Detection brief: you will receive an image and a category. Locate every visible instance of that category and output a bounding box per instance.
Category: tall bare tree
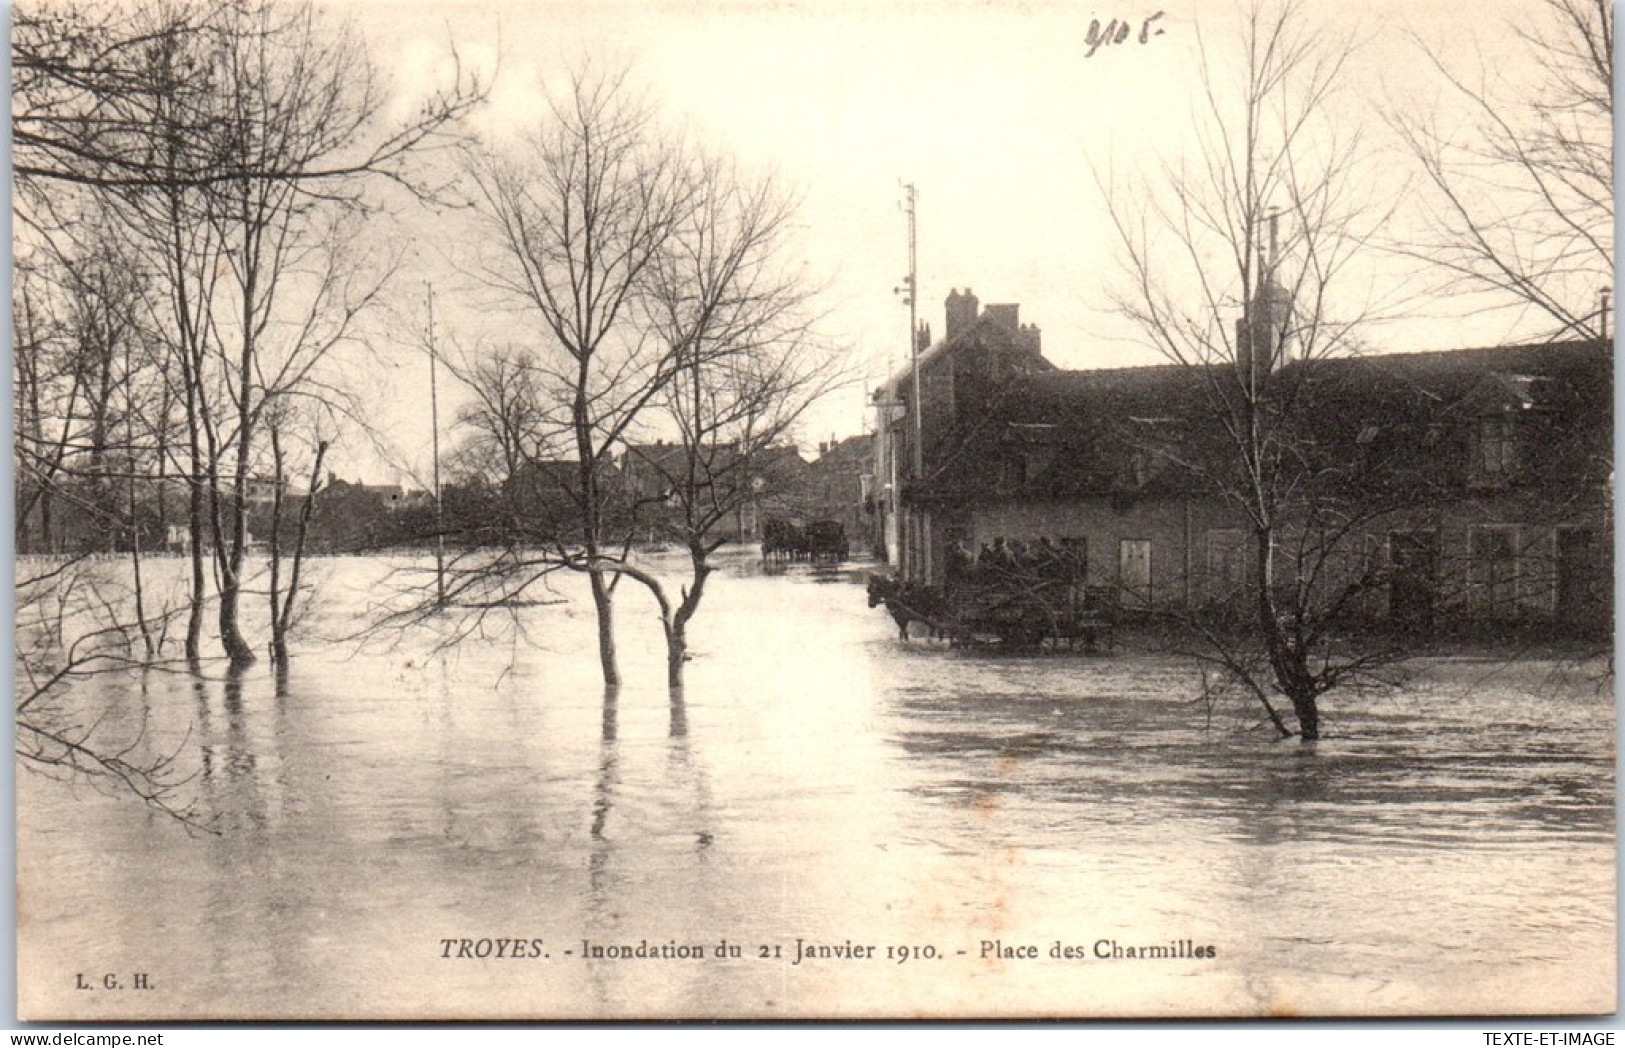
[1391,0,1612,337]
[264,397,329,666]
[459,67,695,689]
[15,0,485,667]
[412,70,843,694]
[1101,0,1397,741]
[627,160,842,689]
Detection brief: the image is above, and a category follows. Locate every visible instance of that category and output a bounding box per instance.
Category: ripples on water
[16,553,1616,1019]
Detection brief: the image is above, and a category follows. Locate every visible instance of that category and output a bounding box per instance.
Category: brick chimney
[983,303,1020,330]
[945,288,979,341]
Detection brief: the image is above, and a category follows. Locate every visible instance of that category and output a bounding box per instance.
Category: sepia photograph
[10,0,1616,1022]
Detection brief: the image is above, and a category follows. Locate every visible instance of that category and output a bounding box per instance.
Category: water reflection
[669,686,688,738]
[14,555,1616,1019]
[666,706,713,853]
[590,686,619,846]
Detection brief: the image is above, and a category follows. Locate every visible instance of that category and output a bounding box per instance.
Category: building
[875,289,1611,634]
[808,434,875,554]
[872,287,1050,577]
[620,440,813,543]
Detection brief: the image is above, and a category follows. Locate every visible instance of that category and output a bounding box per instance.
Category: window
[1025,445,1057,480]
[1388,530,1439,627]
[1556,527,1608,627]
[1470,526,1519,619]
[943,526,972,582]
[1130,449,1162,486]
[1473,418,1519,486]
[1119,539,1152,607]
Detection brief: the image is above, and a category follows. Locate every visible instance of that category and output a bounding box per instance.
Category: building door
[1388,530,1439,627]
[1470,526,1519,619]
[1556,527,1606,628]
[1205,529,1247,608]
[1119,539,1152,607]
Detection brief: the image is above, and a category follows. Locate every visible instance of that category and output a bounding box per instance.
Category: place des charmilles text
[437,937,1218,965]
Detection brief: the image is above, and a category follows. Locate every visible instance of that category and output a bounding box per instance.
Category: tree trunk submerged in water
[664,546,712,691]
[1255,528,1321,743]
[665,621,687,692]
[589,568,620,690]
[1289,691,1320,742]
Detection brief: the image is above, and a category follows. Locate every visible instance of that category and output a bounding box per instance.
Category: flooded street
[17,552,1616,1019]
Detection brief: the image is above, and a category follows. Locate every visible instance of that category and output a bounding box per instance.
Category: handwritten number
[1085,11,1166,57]
[1140,11,1165,44]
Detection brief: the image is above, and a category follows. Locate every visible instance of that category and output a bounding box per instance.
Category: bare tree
[181,1,415,667]
[1101,0,1398,741]
[1390,0,1612,337]
[14,257,94,556]
[449,343,553,504]
[403,70,843,694]
[13,0,483,196]
[15,557,209,831]
[459,67,695,689]
[628,160,843,689]
[13,207,178,666]
[264,397,330,665]
[15,0,486,667]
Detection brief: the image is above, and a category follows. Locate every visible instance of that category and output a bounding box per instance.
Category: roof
[1005,339,1609,417]
[876,308,1052,397]
[910,338,1611,503]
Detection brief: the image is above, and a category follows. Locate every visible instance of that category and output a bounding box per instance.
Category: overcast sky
[337,0,1556,484]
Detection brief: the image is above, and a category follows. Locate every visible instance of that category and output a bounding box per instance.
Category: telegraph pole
[427,284,446,609]
[888,184,923,577]
[902,183,921,479]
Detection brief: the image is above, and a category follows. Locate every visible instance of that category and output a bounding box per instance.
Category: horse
[866,575,946,641]
[762,518,800,560]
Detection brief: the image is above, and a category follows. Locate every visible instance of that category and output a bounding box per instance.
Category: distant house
[309,476,433,551]
[502,459,617,541]
[808,434,874,554]
[875,289,1611,634]
[620,440,811,543]
[872,287,1051,575]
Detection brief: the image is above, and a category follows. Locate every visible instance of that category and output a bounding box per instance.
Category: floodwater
[16,551,1617,1019]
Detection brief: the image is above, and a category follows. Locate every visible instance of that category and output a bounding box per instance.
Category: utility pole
[427,283,446,609]
[890,183,921,578]
[902,183,921,479]
[1601,287,1611,342]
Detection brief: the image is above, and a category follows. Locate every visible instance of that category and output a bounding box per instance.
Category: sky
[329,0,1563,487]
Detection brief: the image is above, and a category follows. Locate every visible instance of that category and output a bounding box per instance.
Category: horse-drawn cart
[867,571,1116,653]
[763,518,849,562]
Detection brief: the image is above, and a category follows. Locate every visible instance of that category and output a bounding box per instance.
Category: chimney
[915,321,932,352]
[945,287,979,340]
[1018,323,1042,356]
[983,303,1020,330]
[1237,263,1294,383]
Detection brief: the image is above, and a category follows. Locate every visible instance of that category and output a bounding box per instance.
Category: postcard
[13,0,1615,1021]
